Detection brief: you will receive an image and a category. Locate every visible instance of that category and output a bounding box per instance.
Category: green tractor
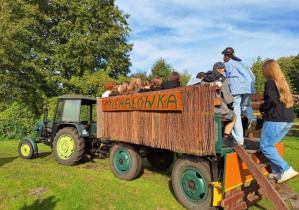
[18,95,107,165]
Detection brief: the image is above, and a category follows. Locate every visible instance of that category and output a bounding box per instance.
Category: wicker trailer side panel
[97,85,217,156]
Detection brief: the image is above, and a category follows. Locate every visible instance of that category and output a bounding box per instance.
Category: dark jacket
[139,89,151,93]
[202,71,234,114]
[162,81,181,89]
[260,80,294,122]
[150,86,163,91]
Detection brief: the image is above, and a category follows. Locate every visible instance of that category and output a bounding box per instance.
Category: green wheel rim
[113,148,132,174]
[21,143,31,156]
[179,166,208,204]
[57,134,75,160]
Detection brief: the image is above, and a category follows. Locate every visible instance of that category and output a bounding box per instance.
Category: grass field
[0,136,298,210]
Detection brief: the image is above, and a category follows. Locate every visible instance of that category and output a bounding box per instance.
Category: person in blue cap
[222,47,257,145]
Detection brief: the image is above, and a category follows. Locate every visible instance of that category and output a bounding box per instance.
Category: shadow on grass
[20,196,58,210]
[0,156,19,167]
[37,152,52,159]
[143,165,172,177]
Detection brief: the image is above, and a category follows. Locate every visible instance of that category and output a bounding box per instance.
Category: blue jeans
[232,94,257,143]
[260,121,293,173]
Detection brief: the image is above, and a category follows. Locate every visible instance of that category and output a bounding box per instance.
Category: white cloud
[116,0,299,77]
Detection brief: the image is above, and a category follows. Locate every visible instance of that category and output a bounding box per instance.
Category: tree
[0,0,132,116]
[250,56,298,94]
[131,71,148,83]
[289,54,299,94]
[180,69,192,87]
[278,55,299,94]
[149,58,172,82]
[250,56,266,94]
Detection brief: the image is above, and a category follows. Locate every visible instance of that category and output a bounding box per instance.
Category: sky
[115,0,299,78]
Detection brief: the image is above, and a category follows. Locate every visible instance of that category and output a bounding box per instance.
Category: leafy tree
[0,0,132,116]
[250,56,266,94]
[289,54,299,94]
[131,71,148,83]
[278,55,299,94]
[180,69,192,87]
[149,57,172,82]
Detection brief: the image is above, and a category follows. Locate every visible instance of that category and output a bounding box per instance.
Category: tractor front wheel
[18,139,35,159]
[53,127,85,165]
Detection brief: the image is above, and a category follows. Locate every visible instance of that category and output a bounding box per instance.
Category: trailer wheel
[53,127,85,166]
[18,139,34,159]
[109,143,142,181]
[147,148,174,170]
[172,156,214,210]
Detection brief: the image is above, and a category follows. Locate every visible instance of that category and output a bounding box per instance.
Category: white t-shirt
[101,91,111,98]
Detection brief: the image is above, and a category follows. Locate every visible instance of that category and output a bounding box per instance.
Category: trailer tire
[109,143,142,181]
[18,139,35,159]
[53,127,85,166]
[172,156,215,210]
[147,148,174,170]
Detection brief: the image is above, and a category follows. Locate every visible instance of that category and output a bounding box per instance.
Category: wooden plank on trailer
[97,85,217,156]
[223,142,284,192]
[234,144,289,210]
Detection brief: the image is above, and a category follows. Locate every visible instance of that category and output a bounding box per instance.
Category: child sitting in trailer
[120,81,130,95]
[128,76,141,94]
[102,82,114,98]
[162,72,181,89]
[109,84,121,97]
[201,62,237,147]
[150,75,163,91]
[139,79,152,93]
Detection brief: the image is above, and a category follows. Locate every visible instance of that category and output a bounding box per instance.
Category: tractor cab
[35,95,97,147]
[50,95,97,140]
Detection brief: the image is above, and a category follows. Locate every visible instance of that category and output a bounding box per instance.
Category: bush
[0,102,37,140]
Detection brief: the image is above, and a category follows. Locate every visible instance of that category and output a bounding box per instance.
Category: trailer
[18,85,299,209]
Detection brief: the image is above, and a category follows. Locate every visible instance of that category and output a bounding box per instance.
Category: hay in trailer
[97,84,217,156]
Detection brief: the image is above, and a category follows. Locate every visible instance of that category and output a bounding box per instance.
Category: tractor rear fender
[57,123,82,135]
[24,137,38,157]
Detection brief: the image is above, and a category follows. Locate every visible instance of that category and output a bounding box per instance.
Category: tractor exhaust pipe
[43,104,48,127]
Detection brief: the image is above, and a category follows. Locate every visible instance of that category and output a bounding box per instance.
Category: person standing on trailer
[202,62,237,147]
[260,59,298,183]
[222,47,257,145]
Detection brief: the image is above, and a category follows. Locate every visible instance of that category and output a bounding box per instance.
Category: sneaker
[277,167,299,183]
[267,172,281,180]
[222,136,236,148]
[247,119,257,133]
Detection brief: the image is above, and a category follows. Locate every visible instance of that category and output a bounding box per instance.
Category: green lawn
[0,136,298,210]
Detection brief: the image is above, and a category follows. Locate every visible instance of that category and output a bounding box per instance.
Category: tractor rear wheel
[147,148,174,170]
[53,127,85,165]
[18,139,35,159]
[109,143,142,181]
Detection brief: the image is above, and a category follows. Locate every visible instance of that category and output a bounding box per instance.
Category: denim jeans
[260,121,293,173]
[232,94,257,143]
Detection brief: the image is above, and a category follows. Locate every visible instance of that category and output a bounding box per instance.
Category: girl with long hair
[162,71,181,89]
[151,75,163,91]
[260,59,298,183]
[139,79,152,93]
[128,76,141,94]
[120,81,130,95]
